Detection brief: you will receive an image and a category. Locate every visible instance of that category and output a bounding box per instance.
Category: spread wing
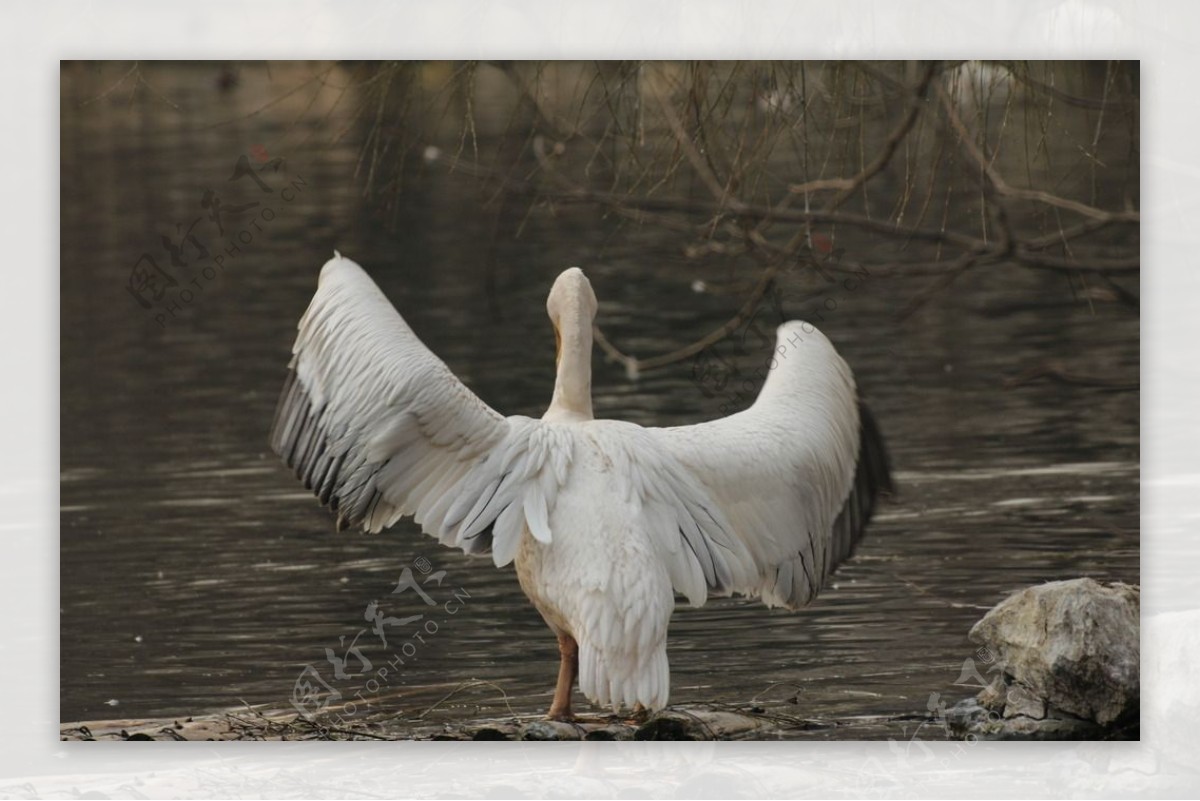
[269,253,566,566]
[647,322,894,609]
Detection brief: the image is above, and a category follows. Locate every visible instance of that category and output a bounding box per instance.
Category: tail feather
[578,640,670,713]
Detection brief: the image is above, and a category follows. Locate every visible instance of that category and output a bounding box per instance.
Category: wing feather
[270,253,566,563]
[647,321,893,610]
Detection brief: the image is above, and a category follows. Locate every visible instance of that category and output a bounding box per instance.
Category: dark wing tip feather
[270,367,373,532]
[826,400,894,574]
[269,364,497,551]
[858,400,895,497]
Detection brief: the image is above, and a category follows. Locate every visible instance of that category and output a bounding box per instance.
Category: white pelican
[271,253,892,720]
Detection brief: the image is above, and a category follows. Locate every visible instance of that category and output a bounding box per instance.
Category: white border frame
[9,1,1194,796]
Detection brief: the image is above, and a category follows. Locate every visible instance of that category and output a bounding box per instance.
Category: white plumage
[272,253,892,719]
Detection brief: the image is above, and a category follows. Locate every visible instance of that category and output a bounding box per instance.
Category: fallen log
[61,705,821,742]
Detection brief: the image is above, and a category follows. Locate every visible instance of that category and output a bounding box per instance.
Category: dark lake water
[59,62,1139,738]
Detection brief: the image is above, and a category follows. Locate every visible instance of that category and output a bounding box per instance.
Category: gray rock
[945,698,1104,741]
[583,725,635,741]
[969,578,1139,726]
[520,720,583,740]
[635,709,766,740]
[469,725,513,740]
[1001,684,1046,720]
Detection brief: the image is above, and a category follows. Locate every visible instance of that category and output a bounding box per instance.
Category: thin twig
[934,81,1139,225]
[415,679,518,720]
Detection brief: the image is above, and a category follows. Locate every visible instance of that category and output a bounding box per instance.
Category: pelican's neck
[547,315,594,422]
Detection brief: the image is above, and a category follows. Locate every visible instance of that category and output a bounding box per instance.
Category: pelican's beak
[554,322,562,368]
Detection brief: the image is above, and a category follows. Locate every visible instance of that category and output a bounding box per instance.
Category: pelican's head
[546,267,598,363]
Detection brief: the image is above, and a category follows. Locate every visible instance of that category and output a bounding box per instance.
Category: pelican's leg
[547,632,578,721]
